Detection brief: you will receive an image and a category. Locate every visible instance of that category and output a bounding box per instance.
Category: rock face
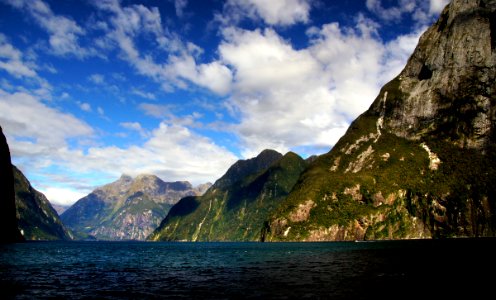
[61,174,207,240]
[262,0,496,241]
[149,150,307,241]
[383,0,496,150]
[13,166,73,240]
[0,126,23,242]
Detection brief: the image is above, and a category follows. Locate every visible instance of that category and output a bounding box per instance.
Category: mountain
[149,150,307,241]
[61,174,208,240]
[51,204,69,215]
[262,0,496,241]
[13,166,73,240]
[0,126,23,242]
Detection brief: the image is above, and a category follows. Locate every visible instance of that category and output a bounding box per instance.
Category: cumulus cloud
[4,0,89,57]
[62,122,237,187]
[429,0,450,14]
[0,90,94,153]
[88,73,105,85]
[78,101,92,112]
[41,187,88,206]
[1,88,237,205]
[131,88,156,100]
[366,0,450,26]
[173,0,188,18]
[222,0,311,26]
[366,0,416,22]
[93,0,233,95]
[0,34,38,78]
[120,121,149,138]
[139,103,172,118]
[218,16,420,157]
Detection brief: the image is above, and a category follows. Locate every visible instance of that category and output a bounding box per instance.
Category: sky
[0,0,450,207]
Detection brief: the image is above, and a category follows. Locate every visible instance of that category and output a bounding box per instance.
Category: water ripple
[1,239,495,299]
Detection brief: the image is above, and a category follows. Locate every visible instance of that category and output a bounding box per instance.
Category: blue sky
[0,0,449,206]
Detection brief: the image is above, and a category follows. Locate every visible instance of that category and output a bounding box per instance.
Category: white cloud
[88,73,105,85]
[169,55,233,95]
[366,0,413,22]
[218,16,420,157]
[139,103,172,118]
[429,0,449,14]
[0,34,38,78]
[93,0,233,95]
[1,88,237,205]
[174,0,188,18]
[223,0,311,26]
[61,122,237,189]
[120,121,149,138]
[0,90,93,152]
[5,0,89,57]
[131,88,156,100]
[41,187,88,206]
[78,102,92,112]
[366,0,448,27]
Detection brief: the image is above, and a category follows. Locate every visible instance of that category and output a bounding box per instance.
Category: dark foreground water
[1,239,495,299]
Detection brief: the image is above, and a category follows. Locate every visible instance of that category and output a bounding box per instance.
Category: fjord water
[1,239,495,299]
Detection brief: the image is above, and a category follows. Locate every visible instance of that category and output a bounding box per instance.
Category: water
[1,239,495,299]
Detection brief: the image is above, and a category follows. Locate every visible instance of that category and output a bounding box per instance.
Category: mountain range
[149,150,307,241]
[2,0,495,243]
[152,0,496,242]
[61,174,211,240]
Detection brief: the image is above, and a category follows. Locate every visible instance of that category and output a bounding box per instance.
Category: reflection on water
[1,239,495,299]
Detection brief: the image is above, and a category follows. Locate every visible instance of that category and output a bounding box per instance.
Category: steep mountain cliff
[149,150,307,241]
[0,126,23,242]
[14,166,72,240]
[61,174,208,240]
[263,0,496,241]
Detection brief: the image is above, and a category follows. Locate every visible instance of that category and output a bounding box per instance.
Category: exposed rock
[61,174,202,240]
[345,145,375,173]
[288,200,315,222]
[344,185,362,202]
[378,0,496,150]
[421,143,441,170]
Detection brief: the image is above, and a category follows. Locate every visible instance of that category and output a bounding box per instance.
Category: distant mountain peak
[61,173,204,241]
[119,174,133,181]
[134,174,160,181]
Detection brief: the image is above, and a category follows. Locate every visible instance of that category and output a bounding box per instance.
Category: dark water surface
[1,239,495,299]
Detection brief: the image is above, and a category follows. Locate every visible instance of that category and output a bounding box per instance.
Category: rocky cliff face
[380,0,496,150]
[61,174,207,240]
[263,0,496,241]
[0,126,23,242]
[149,150,307,241]
[13,166,72,240]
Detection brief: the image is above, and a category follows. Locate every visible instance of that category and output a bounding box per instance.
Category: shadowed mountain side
[13,166,72,240]
[0,126,23,242]
[149,151,307,241]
